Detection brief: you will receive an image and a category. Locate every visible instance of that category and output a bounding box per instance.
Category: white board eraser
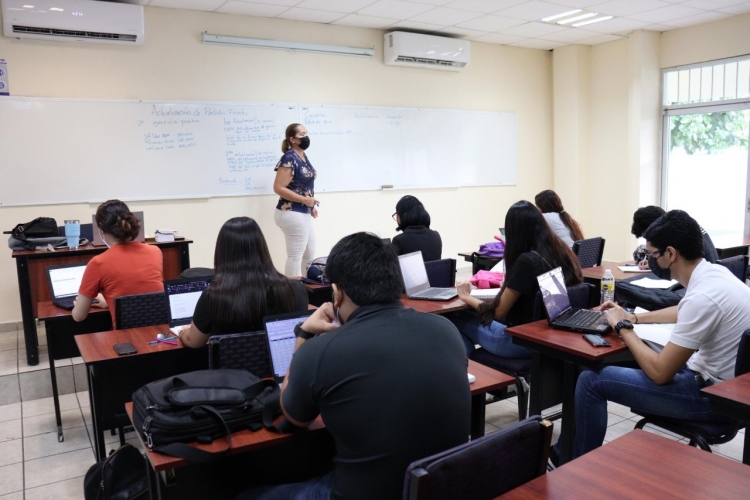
[381,185,393,189]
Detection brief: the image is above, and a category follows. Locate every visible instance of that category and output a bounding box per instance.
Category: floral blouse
[274,150,317,214]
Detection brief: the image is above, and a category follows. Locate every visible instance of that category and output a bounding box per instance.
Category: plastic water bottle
[600,269,615,304]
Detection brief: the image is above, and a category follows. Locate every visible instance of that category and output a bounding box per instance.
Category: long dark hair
[207,217,297,332]
[95,199,140,242]
[535,190,584,242]
[479,200,582,325]
[395,195,431,231]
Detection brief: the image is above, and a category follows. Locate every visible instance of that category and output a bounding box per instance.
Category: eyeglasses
[392,212,398,221]
[648,249,664,259]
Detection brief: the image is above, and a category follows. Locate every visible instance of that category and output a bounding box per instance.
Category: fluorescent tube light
[541,9,581,22]
[572,15,614,27]
[202,32,375,58]
[558,12,597,25]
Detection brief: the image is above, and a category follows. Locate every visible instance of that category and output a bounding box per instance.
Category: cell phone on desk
[583,334,611,347]
[113,342,137,356]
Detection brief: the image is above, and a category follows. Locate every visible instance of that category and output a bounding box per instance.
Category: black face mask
[648,254,672,280]
[298,136,310,150]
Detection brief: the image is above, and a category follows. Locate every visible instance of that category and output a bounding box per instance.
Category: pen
[148,337,178,345]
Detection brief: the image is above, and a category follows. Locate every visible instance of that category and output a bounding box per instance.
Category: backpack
[477,240,505,258]
[306,256,328,283]
[131,369,284,463]
[83,443,148,500]
[4,217,58,240]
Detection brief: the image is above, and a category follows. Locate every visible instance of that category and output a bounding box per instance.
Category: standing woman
[72,199,163,327]
[534,189,584,248]
[273,123,319,277]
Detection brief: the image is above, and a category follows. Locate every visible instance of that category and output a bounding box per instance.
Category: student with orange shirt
[72,200,163,326]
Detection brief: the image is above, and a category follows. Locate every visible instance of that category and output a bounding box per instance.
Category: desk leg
[179,242,190,271]
[46,323,63,442]
[88,364,106,461]
[558,361,578,465]
[470,394,486,440]
[15,257,39,366]
[743,430,750,466]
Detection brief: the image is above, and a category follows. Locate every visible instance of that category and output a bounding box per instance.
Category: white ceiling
[118,0,750,49]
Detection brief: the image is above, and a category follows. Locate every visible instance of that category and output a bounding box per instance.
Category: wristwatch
[615,319,634,334]
[294,322,314,340]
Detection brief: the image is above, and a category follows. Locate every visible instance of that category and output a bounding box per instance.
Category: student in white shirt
[552,210,750,464]
[535,190,584,248]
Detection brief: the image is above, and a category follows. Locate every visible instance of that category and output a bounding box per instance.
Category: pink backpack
[469,270,504,289]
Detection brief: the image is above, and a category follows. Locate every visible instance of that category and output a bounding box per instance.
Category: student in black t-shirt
[179,217,307,346]
[392,195,442,261]
[451,200,583,358]
[238,233,470,500]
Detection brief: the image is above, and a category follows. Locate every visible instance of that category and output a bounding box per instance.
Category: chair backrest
[179,267,215,279]
[735,329,750,377]
[208,331,273,376]
[572,237,606,268]
[533,282,597,321]
[404,416,552,500]
[114,292,169,330]
[716,255,748,283]
[425,258,457,288]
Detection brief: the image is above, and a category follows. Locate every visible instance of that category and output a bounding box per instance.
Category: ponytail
[282,123,301,154]
[281,138,290,153]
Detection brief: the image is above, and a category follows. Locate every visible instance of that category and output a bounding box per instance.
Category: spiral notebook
[470,288,501,302]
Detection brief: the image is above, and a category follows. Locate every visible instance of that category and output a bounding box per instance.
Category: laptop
[46,263,88,310]
[164,277,214,334]
[263,310,314,382]
[91,211,145,246]
[398,251,458,301]
[537,267,609,334]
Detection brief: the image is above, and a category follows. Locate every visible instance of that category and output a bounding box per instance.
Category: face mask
[298,136,310,150]
[98,229,110,249]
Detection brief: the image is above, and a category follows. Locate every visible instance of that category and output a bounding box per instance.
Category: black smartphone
[113,342,137,356]
[583,334,611,347]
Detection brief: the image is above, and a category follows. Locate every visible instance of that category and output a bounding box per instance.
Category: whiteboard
[0,97,517,206]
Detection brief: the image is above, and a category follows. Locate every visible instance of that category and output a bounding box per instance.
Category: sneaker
[547,446,560,471]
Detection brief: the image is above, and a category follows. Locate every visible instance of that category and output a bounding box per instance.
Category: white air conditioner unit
[2,0,144,45]
[384,31,470,71]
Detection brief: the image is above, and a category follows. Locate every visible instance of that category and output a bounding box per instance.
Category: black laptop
[264,310,314,382]
[537,267,609,334]
[46,263,88,310]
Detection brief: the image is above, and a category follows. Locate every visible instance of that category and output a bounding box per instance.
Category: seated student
[631,205,718,278]
[452,200,583,358]
[73,200,163,326]
[239,233,470,500]
[554,210,750,463]
[392,195,442,261]
[179,217,307,346]
[535,190,584,248]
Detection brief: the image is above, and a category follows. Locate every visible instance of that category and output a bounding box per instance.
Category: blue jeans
[448,310,530,358]
[237,472,332,500]
[572,365,725,458]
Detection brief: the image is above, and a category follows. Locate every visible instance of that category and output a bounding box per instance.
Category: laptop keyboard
[415,288,453,298]
[560,309,604,327]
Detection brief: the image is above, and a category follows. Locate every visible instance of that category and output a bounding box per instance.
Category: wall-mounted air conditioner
[384,31,470,71]
[2,0,144,45]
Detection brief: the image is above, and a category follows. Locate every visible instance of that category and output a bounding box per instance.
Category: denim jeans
[572,365,725,458]
[448,310,531,358]
[237,472,333,500]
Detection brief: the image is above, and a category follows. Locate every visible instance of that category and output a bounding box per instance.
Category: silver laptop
[46,263,88,310]
[91,211,145,245]
[398,251,458,301]
[164,277,213,328]
[537,267,608,334]
[264,311,314,382]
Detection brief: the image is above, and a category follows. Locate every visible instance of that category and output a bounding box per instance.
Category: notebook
[398,251,457,301]
[470,288,501,302]
[46,263,88,310]
[164,277,214,333]
[537,267,609,334]
[263,310,314,382]
[91,211,145,246]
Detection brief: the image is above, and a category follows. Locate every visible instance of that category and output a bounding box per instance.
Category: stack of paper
[617,265,650,273]
[633,323,675,347]
[470,288,501,302]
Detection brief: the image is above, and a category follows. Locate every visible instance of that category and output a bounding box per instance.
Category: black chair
[716,255,748,282]
[573,237,605,268]
[470,283,597,420]
[114,292,169,330]
[470,252,502,275]
[631,328,750,452]
[179,267,215,279]
[403,416,552,500]
[207,331,273,377]
[425,258,457,288]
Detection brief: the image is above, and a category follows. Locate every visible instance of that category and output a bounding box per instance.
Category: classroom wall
[661,13,750,69]
[0,7,553,324]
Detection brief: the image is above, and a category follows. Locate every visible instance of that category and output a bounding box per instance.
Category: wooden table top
[75,324,178,364]
[37,300,108,321]
[505,319,627,361]
[11,238,192,258]
[499,430,750,499]
[702,372,750,408]
[127,359,513,472]
[580,261,639,281]
[400,295,469,315]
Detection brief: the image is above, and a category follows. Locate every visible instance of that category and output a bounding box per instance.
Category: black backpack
[4,217,58,240]
[83,443,148,500]
[131,369,284,463]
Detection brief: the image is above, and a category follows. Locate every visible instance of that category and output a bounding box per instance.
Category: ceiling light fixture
[541,9,581,23]
[202,33,374,58]
[557,12,597,25]
[572,15,614,27]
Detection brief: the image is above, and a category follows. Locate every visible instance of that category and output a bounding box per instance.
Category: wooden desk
[499,429,750,499]
[580,261,635,283]
[400,296,468,315]
[127,360,513,473]
[702,372,750,465]
[12,239,192,365]
[505,320,630,465]
[76,324,207,461]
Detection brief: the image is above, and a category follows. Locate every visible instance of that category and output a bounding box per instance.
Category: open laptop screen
[537,267,571,321]
[264,311,313,378]
[165,279,212,326]
[397,251,429,292]
[47,264,87,299]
